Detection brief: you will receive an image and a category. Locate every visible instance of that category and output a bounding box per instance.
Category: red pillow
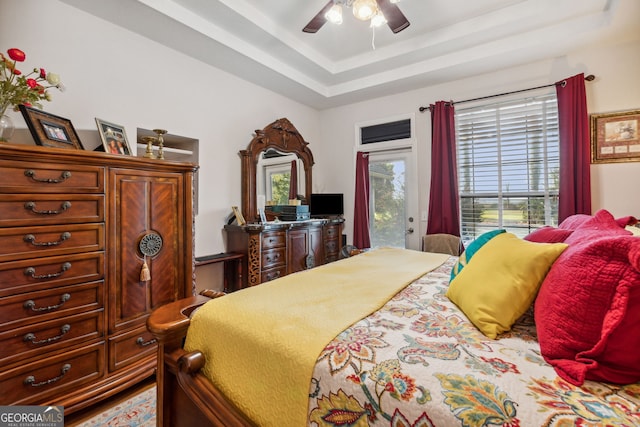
[616,215,638,227]
[535,235,640,385]
[563,209,631,245]
[558,214,592,230]
[524,226,573,243]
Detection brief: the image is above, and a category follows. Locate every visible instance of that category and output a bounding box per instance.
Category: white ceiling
[60,0,635,109]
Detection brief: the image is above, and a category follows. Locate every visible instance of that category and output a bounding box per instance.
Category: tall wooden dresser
[0,143,196,414]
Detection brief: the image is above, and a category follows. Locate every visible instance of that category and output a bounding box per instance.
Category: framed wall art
[19,105,84,150]
[590,109,640,163]
[95,118,131,155]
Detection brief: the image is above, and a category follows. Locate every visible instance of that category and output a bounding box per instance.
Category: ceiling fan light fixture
[370,11,387,28]
[352,0,377,21]
[325,4,343,24]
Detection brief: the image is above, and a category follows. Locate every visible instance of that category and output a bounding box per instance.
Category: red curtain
[556,73,591,222]
[427,101,461,236]
[353,152,371,249]
[288,160,297,200]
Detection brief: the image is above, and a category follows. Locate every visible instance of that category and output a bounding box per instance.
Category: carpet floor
[67,383,156,427]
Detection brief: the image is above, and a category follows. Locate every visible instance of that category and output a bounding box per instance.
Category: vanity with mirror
[225,118,343,288]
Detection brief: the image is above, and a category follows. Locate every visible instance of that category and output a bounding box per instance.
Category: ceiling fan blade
[376,0,410,33]
[303,1,334,33]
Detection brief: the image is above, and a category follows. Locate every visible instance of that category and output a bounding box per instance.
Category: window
[455,93,559,243]
[361,119,411,144]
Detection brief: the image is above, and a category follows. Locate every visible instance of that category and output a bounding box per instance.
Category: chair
[422,233,462,256]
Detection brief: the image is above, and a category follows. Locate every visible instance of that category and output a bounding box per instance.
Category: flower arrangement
[0,48,64,117]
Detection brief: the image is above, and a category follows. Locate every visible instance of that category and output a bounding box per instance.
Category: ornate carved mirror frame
[240,118,314,222]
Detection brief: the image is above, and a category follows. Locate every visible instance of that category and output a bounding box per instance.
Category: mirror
[240,118,313,222]
[256,149,305,208]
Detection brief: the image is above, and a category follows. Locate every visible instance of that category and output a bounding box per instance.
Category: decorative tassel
[140,259,151,282]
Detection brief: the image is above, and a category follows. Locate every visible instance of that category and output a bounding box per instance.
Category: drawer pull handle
[266,253,280,263]
[266,271,281,281]
[24,169,72,183]
[136,337,158,347]
[23,363,71,387]
[24,262,72,280]
[24,232,71,247]
[23,293,71,312]
[24,201,72,215]
[24,324,71,345]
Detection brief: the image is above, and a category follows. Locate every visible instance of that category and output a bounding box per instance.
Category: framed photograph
[591,109,640,164]
[95,118,131,155]
[231,206,246,226]
[258,208,267,223]
[19,105,83,150]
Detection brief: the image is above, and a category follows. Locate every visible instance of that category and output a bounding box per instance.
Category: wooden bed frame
[147,291,254,427]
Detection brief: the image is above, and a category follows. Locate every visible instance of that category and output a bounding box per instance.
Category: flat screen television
[310,193,344,217]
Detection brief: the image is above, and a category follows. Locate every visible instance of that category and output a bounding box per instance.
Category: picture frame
[19,105,84,150]
[590,109,640,164]
[258,208,267,223]
[95,118,131,155]
[231,206,246,226]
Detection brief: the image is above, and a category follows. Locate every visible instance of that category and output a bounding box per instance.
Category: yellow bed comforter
[184,247,449,427]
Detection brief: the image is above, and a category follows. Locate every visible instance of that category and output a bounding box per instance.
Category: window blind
[455,93,559,242]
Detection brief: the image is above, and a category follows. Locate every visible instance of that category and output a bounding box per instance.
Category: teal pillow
[450,229,505,281]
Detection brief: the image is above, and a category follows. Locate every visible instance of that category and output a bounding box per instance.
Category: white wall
[2,0,639,255]
[0,0,320,258]
[318,37,640,244]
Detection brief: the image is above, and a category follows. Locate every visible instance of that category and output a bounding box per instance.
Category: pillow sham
[447,233,567,339]
[449,229,505,281]
[535,235,640,385]
[558,214,591,230]
[524,226,573,243]
[563,209,631,245]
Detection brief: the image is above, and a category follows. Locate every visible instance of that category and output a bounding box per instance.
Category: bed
[147,210,640,427]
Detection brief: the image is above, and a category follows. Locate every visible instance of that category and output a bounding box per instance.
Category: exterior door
[368,150,419,250]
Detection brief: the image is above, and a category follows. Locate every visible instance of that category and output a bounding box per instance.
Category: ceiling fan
[303,0,410,34]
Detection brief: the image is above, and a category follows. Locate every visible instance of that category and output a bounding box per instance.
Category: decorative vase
[0,102,14,142]
[0,113,14,142]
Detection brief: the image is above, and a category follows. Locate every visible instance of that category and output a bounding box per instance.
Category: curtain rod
[418,74,595,112]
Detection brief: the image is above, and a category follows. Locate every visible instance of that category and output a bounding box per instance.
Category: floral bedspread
[306,257,640,427]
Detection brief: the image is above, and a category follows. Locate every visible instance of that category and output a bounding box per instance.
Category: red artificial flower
[12,68,21,75]
[23,102,32,107]
[40,68,46,78]
[26,78,37,89]
[7,48,25,62]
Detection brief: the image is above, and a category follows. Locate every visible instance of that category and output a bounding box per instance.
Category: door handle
[406,228,414,234]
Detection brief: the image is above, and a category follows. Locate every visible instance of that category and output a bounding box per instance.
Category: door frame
[354,113,419,250]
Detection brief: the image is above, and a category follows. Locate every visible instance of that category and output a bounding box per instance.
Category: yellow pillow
[446,232,567,339]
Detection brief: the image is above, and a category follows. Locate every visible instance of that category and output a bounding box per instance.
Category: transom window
[455,93,559,243]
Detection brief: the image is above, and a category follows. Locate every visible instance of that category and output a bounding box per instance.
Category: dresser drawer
[325,225,339,239]
[325,239,338,254]
[108,327,157,372]
[0,224,105,263]
[0,252,104,297]
[0,161,104,194]
[261,231,285,249]
[261,266,287,283]
[0,194,104,227]
[0,341,105,405]
[261,247,285,269]
[0,310,104,365]
[0,281,104,331]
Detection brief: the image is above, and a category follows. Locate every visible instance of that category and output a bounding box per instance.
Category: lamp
[352,0,377,21]
[325,3,343,24]
[370,10,387,27]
